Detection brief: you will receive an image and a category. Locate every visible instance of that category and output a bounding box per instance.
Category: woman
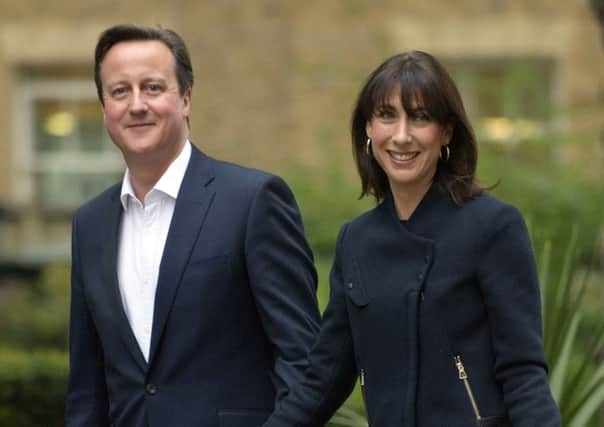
[263,51,560,427]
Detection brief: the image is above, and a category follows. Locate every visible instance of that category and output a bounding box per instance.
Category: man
[65,24,320,427]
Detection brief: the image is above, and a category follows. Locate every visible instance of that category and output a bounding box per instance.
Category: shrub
[0,347,67,427]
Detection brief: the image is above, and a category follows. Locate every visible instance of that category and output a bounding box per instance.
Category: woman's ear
[365,121,373,139]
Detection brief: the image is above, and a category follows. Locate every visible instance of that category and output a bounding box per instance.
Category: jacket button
[418,273,424,281]
[347,282,353,289]
[145,383,158,395]
[424,255,430,263]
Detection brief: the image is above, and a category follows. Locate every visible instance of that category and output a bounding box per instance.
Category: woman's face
[366,90,451,196]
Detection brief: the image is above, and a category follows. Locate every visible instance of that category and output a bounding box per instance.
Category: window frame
[14,78,123,215]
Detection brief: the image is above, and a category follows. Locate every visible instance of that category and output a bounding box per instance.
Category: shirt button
[145,383,157,395]
[424,255,430,264]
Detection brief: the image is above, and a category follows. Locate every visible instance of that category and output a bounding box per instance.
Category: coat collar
[101,144,216,369]
[148,144,216,365]
[381,183,457,240]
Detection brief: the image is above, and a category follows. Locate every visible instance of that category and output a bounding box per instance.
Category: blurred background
[0,1,603,426]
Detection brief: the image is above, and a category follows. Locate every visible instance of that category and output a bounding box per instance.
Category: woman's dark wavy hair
[94,24,193,105]
[351,50,483,205]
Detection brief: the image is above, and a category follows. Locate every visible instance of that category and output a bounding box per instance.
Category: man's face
[99,40,190,164]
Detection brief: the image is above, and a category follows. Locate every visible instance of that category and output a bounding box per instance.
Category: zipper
[360,368,365,387]
[454,355,482,421]
[359,368,371,426]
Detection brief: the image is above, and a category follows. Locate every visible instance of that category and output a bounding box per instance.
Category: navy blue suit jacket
[264,185,560,427]
[66,145,321,427]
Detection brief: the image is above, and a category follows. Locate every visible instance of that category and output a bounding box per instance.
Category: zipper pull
[360,368,365,386]
[454,355,482,421]
[455,355,468,380]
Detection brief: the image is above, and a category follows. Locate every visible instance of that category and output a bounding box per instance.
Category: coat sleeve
[244,175,321,403]
[65,213,110,427]
[262,223,358,427]
[477,204,561,427]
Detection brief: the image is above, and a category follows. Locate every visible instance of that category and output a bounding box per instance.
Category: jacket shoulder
[464,192,525,227]
[210,157,276,190]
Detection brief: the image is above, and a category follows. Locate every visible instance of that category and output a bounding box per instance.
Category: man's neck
[125,140,186,203]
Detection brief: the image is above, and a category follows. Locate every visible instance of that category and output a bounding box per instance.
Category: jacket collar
[381,183,457,239]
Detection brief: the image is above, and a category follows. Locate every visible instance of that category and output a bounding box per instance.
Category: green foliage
[478,139,603,276]
[541,228,604,426]
[328,406,368,427]
[0,265,70,426]
[0,347,67,427]
[0,264,70,350]
[287,168,373,259]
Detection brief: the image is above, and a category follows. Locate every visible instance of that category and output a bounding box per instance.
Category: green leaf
[549,313,580,402]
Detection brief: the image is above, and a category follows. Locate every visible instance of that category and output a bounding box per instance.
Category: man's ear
[101,104,107,126]
[182,88,192,115]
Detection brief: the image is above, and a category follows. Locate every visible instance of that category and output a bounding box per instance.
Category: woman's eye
[375,109,395,119]
[411,111,431,122]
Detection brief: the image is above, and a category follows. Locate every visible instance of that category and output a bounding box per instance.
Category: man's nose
[129,90,148,113]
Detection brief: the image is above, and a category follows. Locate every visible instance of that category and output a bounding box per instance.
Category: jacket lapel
[101,187,148,370]
[148,147,216,365]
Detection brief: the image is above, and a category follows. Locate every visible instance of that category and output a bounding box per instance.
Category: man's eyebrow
[105,80,129,88]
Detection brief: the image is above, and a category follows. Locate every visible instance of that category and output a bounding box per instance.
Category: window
[16,79,123,214]
[445,58,555,144]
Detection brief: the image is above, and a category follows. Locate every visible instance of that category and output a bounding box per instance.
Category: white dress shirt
[117,141,191,362]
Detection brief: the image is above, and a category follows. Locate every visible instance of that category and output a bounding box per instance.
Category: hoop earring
[366,138,372,156]
[440,145,450,162]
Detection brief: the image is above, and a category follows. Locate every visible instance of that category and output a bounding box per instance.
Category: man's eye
[111,87,128,97]
[146,83,162,93]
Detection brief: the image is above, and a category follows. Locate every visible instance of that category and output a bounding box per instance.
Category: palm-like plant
[541,227,604,426]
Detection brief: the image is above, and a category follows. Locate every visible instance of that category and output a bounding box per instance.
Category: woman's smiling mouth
[388,150,419,161]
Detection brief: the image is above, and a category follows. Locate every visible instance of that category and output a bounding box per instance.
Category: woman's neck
[389,180,432,221]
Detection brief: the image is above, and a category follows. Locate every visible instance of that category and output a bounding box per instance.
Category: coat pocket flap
[345,260,369,307]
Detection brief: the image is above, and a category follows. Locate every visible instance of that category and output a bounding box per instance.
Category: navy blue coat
[264,185,561,427]
[65,146,321,427]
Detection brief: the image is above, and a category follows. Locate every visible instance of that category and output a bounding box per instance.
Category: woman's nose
[392,119,411,143]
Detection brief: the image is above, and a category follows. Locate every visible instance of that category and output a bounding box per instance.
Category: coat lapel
[101,187,148,370]
[148,147,216,365]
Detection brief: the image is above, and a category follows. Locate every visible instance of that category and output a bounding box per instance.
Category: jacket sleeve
[244,175,321,403]
[477,204,561,427]
[262,223,358,427]
[65,213,110,427]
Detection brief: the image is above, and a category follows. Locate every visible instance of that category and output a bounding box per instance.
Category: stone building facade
[0,0,602,268]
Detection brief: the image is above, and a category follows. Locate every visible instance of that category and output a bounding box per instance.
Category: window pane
[35,99,107,153]
[31,83,121,212]
[36,171,121,211]
[34,100,69,153]
[448,59,553,119]
[446,58,553,143]
[78,101,108,152]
